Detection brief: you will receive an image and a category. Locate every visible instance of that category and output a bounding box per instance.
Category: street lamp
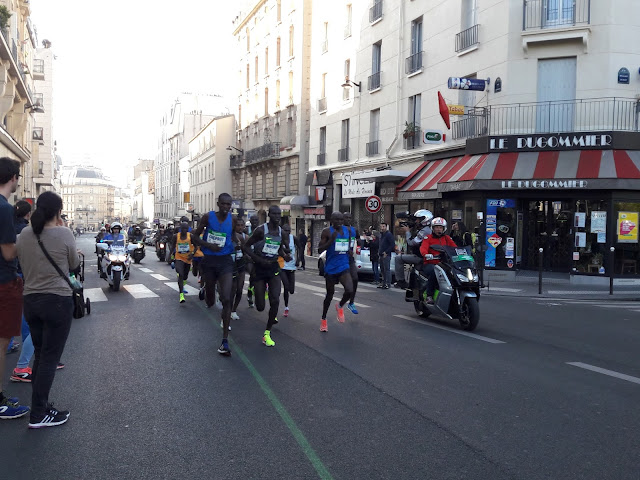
[226,146,244,154]
[341,77,361,93]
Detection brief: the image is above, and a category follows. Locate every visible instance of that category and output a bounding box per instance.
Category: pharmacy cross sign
[365,195,382,213]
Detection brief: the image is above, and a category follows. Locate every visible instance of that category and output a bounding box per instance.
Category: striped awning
[397,150,640,199]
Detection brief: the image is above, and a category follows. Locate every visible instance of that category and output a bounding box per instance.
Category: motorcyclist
[131,226,145,243]
[394,209,434,289]
[419,217,457,304]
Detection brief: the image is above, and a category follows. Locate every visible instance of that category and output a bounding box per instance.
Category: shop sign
[379,183,397,203]
[487,234,502,248]
[447,77,487,92]
[423,130,444,144]
[448,104,465,116]
[490,132,613,152]
[304,207,325,215]
[342,172,375,198]
[617,212,638,243]
[501,180,588,189]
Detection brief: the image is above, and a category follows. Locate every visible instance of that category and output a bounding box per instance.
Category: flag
[438,91,451,130]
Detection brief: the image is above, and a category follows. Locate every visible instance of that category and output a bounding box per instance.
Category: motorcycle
[156,236,167,261]
[404,245,480,331]
[130,242,145,264]
[96,242,136,291]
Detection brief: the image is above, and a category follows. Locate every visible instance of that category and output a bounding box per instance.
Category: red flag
[438,91,451,130]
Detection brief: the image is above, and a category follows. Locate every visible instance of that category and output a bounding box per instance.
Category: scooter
[96,242,136,291]
[156,236,167,261]
[130,242,145,264]
[404,245,481,331]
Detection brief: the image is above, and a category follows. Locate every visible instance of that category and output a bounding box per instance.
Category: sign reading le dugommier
[490,132,613,153]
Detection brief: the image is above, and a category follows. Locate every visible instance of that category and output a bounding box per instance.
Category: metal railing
[403,126,421,150]
[344,23,352,38]
[317,152,326,166]
[245,142,281,164]
[451,97,640,140]
[317,97,327,112]
[455,24,479,52]
[405,51,423,74]
[366,140,380,156]
[523,0,590,30]
[321,39,328,53]
[368,71,381,91]
[338,147,350,162]
[369,0,383,23]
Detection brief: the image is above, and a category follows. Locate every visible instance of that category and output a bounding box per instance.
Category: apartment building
[60,166,115,231]
[188,114,236,217]
[230,0,312,231]
[132,159,154,224]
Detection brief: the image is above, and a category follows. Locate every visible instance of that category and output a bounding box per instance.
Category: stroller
[71,253,91,317]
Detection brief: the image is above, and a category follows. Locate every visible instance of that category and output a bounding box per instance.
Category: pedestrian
[17,191,81,428]
[378,222,395,289]
[245,215,260,308]
[451,221,472,248]
[230,218,248,323]
[281,224,297,318]
[367,229,380,285]
[296,228,307,270]
[243,206,290,348]
[0,157,30,419]
[318,212,354,332]
[342,212,360,315]
[192,193,235,356]
[172,222,194,304]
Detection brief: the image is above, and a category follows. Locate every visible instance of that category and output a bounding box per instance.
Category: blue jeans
[372,260,380,283]
[380,254,392,286]
[17,316,34,369]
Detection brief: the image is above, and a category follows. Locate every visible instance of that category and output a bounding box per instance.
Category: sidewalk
[301,255,640,301]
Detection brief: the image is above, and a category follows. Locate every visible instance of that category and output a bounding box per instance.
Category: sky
[31,0,238,187]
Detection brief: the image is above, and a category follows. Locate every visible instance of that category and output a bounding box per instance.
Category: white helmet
[414,209,434,226]
[110,222,122,232]
[431,217,447,234]
[245,220,251,228]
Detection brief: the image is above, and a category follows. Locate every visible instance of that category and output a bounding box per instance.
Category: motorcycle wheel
[86,298,91,315]
[414,301,430,318]
[112,270,122,292]
[134,257,141,264]
[459,298,480,331]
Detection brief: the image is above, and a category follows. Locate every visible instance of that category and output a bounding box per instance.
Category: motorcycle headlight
[160,243,165,248]
[456,273,470,283]
[108,254,118,261]
[117,255,127,262]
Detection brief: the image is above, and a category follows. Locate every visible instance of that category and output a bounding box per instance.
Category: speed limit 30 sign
[365,195,382,213]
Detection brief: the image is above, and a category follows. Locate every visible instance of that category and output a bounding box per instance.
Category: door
[524,200,573,272]
[537,57,576,133]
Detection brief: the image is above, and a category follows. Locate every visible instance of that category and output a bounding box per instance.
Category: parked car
[144,230,157,246]
[318,247,397,282]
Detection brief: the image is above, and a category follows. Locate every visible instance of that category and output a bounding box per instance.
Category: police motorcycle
[96,239,136,291]
[404,244,481,331]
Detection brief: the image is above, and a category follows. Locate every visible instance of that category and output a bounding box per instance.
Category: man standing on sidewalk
[296,229,307,270]
[378,222,395,290]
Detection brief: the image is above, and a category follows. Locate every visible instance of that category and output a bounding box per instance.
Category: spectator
[451,221,472,248]
[366,229,380,285]
[297,229,308,270]
[0,157,30,419]
[17,191,80,428]
[378,222,395,289]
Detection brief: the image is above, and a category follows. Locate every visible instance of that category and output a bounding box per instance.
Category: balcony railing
[368,72,381,91]
[245,142,282,164]
[338,147,350,162]
[452,97,640,140]
[317,152,326,166]
[455,24,479,52]
[523,0,590,30]
[344,23,352,39]
[369,0,383,23]
[366,140,380,157]
[403,126,421,150]
[405,51,423,74]
[317,97,327,113]
[321,39,328,53]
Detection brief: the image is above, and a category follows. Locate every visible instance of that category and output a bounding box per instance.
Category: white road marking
[567,362,640,385]
[83,288,108,303]
[139,268,154,273]
[393,314,506,344]
[548,290,618,295]
[150,274,169,281]
[122,284,159,298]
[311,292,370,308]
[164,282,198,295]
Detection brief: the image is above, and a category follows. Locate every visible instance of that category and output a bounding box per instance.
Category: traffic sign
[365,195,382,213]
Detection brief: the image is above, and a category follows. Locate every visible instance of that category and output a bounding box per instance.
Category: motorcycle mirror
[127,244,138,252]
[96,243,109,251]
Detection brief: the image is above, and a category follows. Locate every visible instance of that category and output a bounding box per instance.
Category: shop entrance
[522,200,573,272]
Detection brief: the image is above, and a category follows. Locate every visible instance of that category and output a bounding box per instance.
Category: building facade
[230,0,312,229]
[60,166,116,231]
[132,159,154,225]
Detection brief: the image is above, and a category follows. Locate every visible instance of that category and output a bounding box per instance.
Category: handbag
[36,235,85,319]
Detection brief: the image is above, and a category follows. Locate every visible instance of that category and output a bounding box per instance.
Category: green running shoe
[262,330,275,347]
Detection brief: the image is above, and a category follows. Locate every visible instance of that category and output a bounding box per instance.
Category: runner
[343,212,360,315]
[318,212,354,332]
[172,222,194,304]
[243,206,290,347]
[191,193,235,356]
[280,224,296,318]
[245,215,260,308]
[230,217,248,323]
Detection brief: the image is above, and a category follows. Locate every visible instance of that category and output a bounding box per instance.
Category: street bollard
[538,247,543,295]
[610,246,615,295]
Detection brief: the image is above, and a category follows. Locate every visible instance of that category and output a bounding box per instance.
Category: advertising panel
[617,212,638,243]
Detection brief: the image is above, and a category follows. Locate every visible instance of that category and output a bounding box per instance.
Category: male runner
[343,212,359,315]
[192,193,235,356]
[280,224,297,317]
[243,206,290,347]
[318,212,354,332]
[172,222,194,304]
[230,217,248,323]
[245,215,260,308]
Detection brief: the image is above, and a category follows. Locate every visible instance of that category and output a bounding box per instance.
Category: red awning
[397,150,640,199]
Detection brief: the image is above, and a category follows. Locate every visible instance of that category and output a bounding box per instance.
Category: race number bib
[206,229,227,247]
[177,242,190,253]
[335,238,349,253]
[262,237,280,257]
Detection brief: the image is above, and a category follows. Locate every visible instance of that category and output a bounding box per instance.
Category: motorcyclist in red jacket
[419,217,457,304]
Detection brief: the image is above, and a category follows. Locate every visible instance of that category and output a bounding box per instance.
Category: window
[457,0,479,51]
[265,47,269,75]
[255,56,259,83]
[287,116,294,147]
[406,94,421,149]
[288,71,294,104]
[368,109,380,156]
[238,104,242,127]
[461,0,477,31]
[345,4,352,38]
[252,174,257,198]
[262,174,266,198]
[343,59,351,100]
[246,27,250,52]
[246,63,250,89]
[408,94,421,126]
[273,168,278,197]
[285,163,291,195]
[276,37,281,67]
[319,127,327,154]
[322,22,329,53]
[277,0,282,22]
[265,87,269,115]
[411,18,423,55]
[321,73,327,99]
[340,119,350,161]
[276,80,281,108]
[289,25,294,57]
[369,42,382,91]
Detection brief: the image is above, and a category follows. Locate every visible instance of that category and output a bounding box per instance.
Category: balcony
[451,97,640,140]
[403,126,421,150]
[338,147,350,162]
[368,72,381,91]
[0,29,33,106]
[524,0,590,30]
[317,97,327,113]
[317,152,326,166]
[321,39,328,54]
[405,51,423,75]
[455,24,479,52]
[229,154,245,169]
[366,140,380,157]
[369,1,383,23]
[245,142,282,165]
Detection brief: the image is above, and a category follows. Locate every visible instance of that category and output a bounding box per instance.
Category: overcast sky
[31,0,237,186]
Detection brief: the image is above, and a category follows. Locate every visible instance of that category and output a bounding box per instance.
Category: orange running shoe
[335,303,345,323]
[320,319,328,332]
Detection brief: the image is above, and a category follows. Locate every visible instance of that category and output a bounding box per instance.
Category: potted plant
[403,121,416,139]
[0,6,11,31]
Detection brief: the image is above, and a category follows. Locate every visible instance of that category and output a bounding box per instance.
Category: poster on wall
[590,211,607,234]
[574,212,586,228]
[575,232,587,248]
[617,212,638,243]
[505,237,515,259]
[485,198,516,267]
[452,209,463,221]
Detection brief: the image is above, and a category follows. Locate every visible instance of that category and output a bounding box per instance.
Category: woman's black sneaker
[28,404,70,429]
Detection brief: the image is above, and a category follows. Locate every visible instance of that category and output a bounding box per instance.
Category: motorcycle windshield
[444,246,475,269]
[111,246,127,255]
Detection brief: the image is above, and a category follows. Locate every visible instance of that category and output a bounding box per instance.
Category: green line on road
[198,304,334,480]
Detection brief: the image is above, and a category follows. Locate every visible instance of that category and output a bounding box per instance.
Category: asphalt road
[2,236,640,480]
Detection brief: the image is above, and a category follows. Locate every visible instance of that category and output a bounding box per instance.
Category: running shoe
[28,403,69,429]
[220,320,231,331]
[217,340,231,356]
[283,307,289,317]
[0,396,29,419]
[180,293,186,304]
[262,330,275,347]
[272,317,279,325]
[347,303,359,314]
[247,300,254,308]
[199,286,205,301]
[335,303,345,323]
[183,280,188,294]
[230,312,240,321]
[7,343,19,354]
[57,363,65,370]
[382,284,390,289]
[10,367,32,383]
[320,319,328,332]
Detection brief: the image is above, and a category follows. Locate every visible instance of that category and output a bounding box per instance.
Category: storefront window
[573,200,608,275]
[613,201,640,275]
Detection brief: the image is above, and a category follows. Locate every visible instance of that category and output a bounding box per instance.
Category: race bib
[177,242,190,253]
[335,238,349,253]
[206,229,227,247]
[262,237,280,257]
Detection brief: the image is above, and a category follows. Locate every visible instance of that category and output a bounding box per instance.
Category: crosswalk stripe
[122,284,159,298]
[139,268,154,273]
[83,288,108,303]
[150,274,169,281]
[164,282,198,295]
